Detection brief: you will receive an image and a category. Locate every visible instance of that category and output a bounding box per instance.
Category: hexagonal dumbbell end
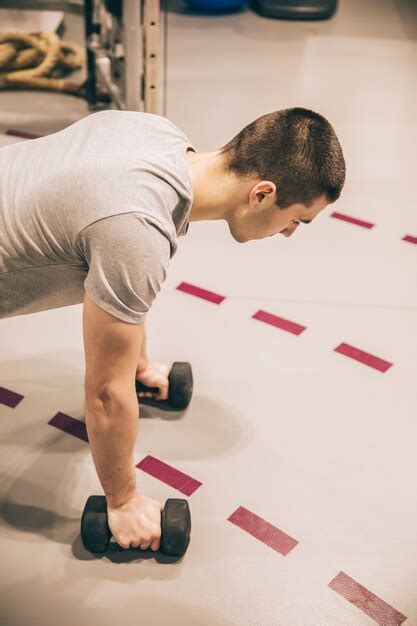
[81,495,111,553]
[161,499,191,556]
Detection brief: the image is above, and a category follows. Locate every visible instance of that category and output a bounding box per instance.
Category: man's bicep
[83,290,144,399]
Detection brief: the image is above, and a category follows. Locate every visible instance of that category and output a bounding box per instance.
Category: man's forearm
[85,391,140,508]
[137,322,149,372]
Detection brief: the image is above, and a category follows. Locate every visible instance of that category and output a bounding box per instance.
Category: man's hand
[107,492,163,551]
[136,360,171,401]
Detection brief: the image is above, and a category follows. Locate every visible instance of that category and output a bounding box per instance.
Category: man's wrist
[137,324,148,373]
[106,486,137,509]
[137,356,149,373]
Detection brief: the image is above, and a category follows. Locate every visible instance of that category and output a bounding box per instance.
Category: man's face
[227,187,329,243]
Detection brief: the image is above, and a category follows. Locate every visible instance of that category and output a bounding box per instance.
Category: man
[0,107,345,552]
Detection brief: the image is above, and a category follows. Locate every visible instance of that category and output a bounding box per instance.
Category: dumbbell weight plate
[168,362,193,410]
[161,499,191,556]
[81,495,112,553]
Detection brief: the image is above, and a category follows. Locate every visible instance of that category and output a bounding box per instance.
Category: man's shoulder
[77,212,172,258]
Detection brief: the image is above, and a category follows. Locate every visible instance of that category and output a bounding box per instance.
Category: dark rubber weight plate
[161,499,191,557]
[251,0,338,20]
[168,362,193,410]
[81,495,112,553]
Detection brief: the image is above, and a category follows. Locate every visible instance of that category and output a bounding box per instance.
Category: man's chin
[230,230,243,243]
[228,223,248,244]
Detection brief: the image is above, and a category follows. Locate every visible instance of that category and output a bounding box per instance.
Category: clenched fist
[136,360,171,401]
[107,492,163,551]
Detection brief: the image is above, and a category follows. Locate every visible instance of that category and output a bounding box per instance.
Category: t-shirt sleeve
[76,212,171,324]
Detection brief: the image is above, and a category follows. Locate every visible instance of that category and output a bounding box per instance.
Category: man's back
[0,110,195,321]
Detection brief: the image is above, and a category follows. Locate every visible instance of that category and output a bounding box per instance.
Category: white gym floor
[0,0,416,624]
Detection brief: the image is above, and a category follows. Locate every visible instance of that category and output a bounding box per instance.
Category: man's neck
[185,149,254,223]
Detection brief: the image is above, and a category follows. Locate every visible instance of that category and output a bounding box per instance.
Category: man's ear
[260,181,277,202]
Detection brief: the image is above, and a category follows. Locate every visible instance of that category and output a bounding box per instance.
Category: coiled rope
[0,31,84,93]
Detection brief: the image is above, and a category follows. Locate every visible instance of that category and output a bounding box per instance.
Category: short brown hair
[220,107,346,209]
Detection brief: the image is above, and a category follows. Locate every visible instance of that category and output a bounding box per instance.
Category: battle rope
[0,31,84,93]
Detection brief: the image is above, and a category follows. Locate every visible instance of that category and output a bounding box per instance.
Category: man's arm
[137,323,149,372]
[77,212,170,381]
[83,291,144,508]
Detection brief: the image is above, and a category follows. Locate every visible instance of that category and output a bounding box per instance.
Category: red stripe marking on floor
[48,412,89,443]
[329,571,407,625]
[6,129,42,140]
[334,343,393,373]
[0,387,24,408]
[176,281,226,305]
[227,506,298,556]
[403,234,417,244]
[136,455,202,496]
[252,310,306,335]
[330,211,375,229]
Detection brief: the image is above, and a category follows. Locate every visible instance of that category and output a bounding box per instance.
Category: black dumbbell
[136,362,193,410]
[81,495,191,557]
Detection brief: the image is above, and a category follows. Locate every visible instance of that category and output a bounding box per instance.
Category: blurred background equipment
[0,0,338,115]
[185,0,246,12]
[84,0,166,113]
[0,30,85,96]
[0,1,167,114]
[251,0,338,20]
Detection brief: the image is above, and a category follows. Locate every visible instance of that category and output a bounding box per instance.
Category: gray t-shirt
[0,110,195,323]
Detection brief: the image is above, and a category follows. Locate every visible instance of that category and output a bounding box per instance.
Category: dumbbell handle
[136,380,159,394]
